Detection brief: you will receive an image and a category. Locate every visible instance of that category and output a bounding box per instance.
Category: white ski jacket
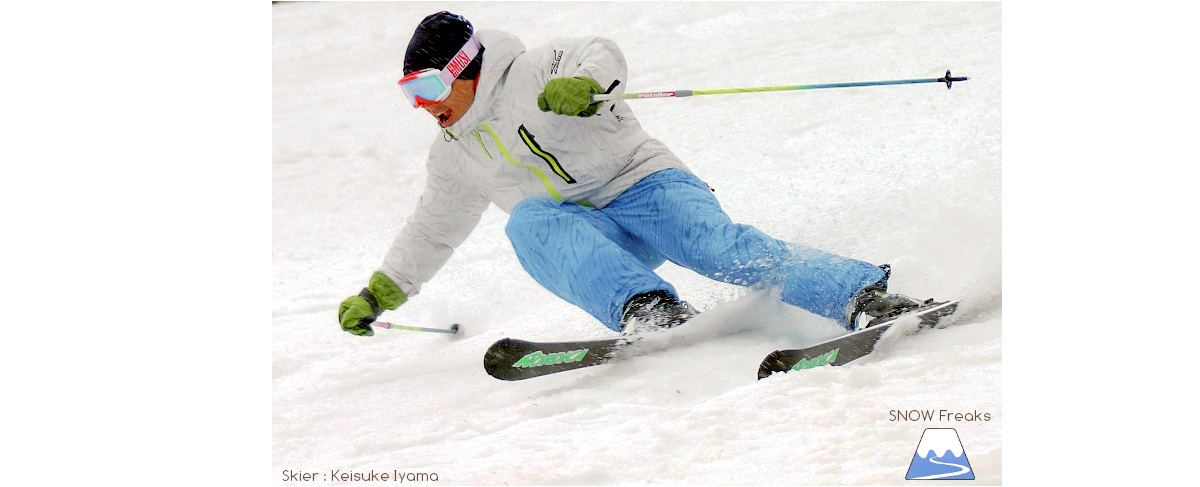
[378,30,690,299]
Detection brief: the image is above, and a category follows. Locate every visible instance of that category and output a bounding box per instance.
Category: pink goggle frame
[398,34,482,108]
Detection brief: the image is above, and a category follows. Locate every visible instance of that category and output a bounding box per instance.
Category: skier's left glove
[338,272,408,337]
[537,76,604,117]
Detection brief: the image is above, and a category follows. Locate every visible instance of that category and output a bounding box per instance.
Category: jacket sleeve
[538,36,629,96]
[377,149,490,299]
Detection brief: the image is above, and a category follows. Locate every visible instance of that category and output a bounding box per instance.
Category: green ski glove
[338,271,408,337]
[537,76,604,117]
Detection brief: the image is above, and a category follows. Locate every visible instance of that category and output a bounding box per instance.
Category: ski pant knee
[602,169,788,285]
[506,197,673,331]
[505,197,557,240]
[507,198,667,270]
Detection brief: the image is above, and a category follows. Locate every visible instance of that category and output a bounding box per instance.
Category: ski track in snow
[274,2,1001,485]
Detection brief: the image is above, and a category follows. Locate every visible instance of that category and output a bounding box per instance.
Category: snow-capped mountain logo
[905,428,974,480]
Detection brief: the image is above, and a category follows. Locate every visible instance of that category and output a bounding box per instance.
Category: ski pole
[592,70,969,102]
[375,322,460,334]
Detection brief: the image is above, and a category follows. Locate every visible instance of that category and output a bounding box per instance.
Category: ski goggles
[398,34,483,108]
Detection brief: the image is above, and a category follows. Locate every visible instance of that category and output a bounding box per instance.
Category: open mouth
[436,110,452,126]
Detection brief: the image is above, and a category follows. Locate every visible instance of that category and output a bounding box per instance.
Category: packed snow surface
[273,2,1000,485]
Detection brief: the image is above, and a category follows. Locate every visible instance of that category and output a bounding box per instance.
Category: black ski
[757,300,960,380]
[484,336,638,381]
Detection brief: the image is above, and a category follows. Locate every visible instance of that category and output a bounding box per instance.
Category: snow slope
[273,2,1001,485]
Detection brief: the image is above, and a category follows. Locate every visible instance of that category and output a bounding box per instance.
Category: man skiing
[338,11,927,337]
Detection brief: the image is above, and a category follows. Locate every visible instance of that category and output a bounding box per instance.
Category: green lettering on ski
[512,349,589,368]
[791,348,839,371]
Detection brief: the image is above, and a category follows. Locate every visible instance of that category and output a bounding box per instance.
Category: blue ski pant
[505,169,885,331]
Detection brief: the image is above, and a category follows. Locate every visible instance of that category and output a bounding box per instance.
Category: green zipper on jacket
[473,130,492,159]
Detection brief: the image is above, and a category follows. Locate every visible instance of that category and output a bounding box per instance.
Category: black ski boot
[619,290,698,334]
[845,264,932,331]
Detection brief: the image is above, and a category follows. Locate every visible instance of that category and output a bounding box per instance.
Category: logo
[512,349,588,368]
[790,348,839,371]
[446,50,471,77]
[905,428,974,480]
[550,50,563,74]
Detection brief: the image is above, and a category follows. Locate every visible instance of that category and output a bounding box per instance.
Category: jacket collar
[442,30,526,139]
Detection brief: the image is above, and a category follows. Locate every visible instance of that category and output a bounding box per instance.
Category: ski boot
[619,290,698,334]
[846,264,935,332]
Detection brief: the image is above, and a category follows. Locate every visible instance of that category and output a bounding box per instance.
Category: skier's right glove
[537,76,604,117]
[338,271,408,337]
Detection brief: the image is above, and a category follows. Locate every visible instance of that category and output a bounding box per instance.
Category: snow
[273,2,1000,485]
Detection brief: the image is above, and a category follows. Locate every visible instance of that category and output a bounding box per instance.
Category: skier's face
[422,79,476,128]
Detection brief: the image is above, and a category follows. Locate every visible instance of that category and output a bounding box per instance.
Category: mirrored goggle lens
[399,70,451,108]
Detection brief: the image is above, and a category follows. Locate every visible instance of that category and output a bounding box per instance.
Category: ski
[485,300,960,381]
[757,300,960,380]
[484,336,638,381]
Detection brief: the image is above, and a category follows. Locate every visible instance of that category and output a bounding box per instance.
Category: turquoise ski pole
[592,70,969,102]
[375,322,460,334]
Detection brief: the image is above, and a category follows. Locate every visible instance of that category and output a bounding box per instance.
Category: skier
[338,11,928,337]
